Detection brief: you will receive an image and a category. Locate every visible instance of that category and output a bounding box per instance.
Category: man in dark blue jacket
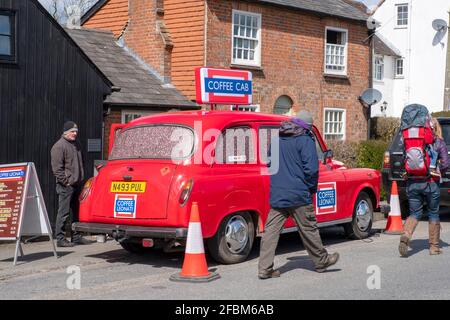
[258,111,339,279]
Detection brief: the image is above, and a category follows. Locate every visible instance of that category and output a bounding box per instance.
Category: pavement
[1,212,450,300]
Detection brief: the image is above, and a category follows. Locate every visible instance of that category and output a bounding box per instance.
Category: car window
[440,123,450,146]
[389,129,404,152]
[215,126,256,164]
[109,125,195,160]
[258,126,279,165]
[314,133,325,161]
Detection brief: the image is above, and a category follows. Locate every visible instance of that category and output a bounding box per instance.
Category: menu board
[0,165,27,239]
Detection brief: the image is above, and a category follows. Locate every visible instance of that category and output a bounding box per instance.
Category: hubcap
[225,215,249,254]
[355,200,372,231]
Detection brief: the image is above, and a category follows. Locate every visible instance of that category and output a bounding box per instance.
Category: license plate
[110,182,146,193]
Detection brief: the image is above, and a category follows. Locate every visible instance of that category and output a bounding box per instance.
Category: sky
[357,0,382,10]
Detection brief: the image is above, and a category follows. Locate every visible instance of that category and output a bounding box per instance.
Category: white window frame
[121,110,159,124]
[231,10,262,67]
[230,104,260,112]
[395,58,404,78]
[324,27,348,76]
[373,55,384,81]
[323,108,346,141]
[396,4,408,28]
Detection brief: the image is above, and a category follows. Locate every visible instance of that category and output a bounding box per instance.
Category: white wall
[373,0,450,117]
[372,55,397,117]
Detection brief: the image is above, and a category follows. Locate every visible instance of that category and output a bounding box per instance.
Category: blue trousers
[407,181,440,222]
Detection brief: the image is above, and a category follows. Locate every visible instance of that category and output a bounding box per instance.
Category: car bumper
[72,222,188,239]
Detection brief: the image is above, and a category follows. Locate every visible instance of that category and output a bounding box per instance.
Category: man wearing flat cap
[51,121,90,247]
[258,110,340,279]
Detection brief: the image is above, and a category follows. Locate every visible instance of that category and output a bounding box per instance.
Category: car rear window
[109,125,195,160]
[389,128,404,152]
[441,123,450,146]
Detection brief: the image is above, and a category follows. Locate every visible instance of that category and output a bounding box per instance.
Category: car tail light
[79,178,93,203]
[179,179,194,206]
[383,151,391,168]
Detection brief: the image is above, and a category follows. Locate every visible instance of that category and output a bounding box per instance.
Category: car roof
[126,110,292,129]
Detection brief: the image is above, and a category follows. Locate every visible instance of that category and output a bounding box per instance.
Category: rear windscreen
[390,129,404,152]
[441,123,450,146]
[109,125,195,160]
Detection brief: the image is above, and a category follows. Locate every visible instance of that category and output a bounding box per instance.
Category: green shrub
[356,140,388,171]
[371,117,400,142]
[357,140,389,201]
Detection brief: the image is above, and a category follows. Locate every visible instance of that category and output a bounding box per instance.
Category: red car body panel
[79,111,380,238]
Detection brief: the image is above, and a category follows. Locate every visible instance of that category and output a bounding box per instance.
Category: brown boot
[429,221,442,255]
[399,216,419,257]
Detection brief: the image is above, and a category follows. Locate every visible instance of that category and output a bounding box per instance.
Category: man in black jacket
[51,121,90,247]
[258,111,339,279]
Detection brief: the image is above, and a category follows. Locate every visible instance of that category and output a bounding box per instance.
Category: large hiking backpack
[400,104,434,178]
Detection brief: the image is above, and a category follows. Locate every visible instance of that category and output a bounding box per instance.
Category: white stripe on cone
[390,195,401,217]
[185,222,205,254]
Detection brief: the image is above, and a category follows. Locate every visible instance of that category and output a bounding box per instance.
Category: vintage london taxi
[73,111,381,264]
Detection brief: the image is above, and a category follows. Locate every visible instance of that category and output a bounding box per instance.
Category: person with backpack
[398,105,448,257]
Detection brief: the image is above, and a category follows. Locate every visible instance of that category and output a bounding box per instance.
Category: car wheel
[344,192,373,239]
[207,212,255,264]
[120,239,151,254]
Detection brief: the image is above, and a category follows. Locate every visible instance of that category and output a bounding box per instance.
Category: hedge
[325,139,389,200]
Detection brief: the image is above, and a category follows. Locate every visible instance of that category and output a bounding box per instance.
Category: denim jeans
[407,181,440,222]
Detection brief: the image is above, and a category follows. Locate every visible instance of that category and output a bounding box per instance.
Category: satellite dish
[360,88,382,107]
[432,19,448,46]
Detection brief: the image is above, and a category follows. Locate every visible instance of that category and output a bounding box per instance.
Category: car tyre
[207,212,255,264]
[344,192,373,239]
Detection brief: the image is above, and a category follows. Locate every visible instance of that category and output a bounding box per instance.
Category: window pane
[233,25,239,36]
[240,15,245,26]
[243,50,248,59]
[0,35,11,55]
[249,50,254,60]
[0,16,10,35]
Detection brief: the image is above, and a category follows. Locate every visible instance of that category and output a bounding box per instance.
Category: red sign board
[0,165,27,239]
[195,67,253,105]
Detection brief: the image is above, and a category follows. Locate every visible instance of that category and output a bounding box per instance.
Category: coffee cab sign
[195,67,253,105]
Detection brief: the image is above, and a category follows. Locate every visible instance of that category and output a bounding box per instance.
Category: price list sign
[0,166,27,240]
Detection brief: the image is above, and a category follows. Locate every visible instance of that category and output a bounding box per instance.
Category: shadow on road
[407,238,449,257]
[0,251,72,264]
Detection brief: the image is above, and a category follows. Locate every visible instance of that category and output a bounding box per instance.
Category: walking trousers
[258,204,329,274]
[55,183,81,242]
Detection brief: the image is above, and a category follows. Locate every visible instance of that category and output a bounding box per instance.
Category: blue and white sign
[114,194,137,219]
[316,182,337,215]
[0,169,25,180]
[195,67,253,105]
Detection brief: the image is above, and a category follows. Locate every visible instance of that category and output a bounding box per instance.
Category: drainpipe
[443,9,450,111]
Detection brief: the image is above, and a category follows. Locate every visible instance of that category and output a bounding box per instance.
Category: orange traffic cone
[170,202,220,283]
[384,181,404,235]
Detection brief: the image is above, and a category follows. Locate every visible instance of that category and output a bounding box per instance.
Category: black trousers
[55,183,81,242]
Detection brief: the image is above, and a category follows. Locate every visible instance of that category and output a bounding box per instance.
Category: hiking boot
[315,252,339,273]
[429,221,442,255]
[57,239,74,247]
[399,216,419,257]
[72,237,95,245]
[258,269,281,280]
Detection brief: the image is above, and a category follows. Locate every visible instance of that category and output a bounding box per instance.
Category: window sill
[394,26,408,30]
[0,57,17,65]
[394,76,405,79]
[323,73,349,80]
[230,63,263,71]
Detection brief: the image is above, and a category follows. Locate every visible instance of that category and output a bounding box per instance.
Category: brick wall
[206,0,370,141]
[83,0,129,37]
[121,0,172,82]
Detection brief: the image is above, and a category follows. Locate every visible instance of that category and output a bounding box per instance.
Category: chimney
[124,0,173,83]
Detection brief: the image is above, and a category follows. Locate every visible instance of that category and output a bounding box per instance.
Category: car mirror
[322,149,333,165]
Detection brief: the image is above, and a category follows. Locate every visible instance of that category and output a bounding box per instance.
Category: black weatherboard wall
[0,0,111,225]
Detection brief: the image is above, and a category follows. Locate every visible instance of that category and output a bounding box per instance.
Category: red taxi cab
[73,111,380,264]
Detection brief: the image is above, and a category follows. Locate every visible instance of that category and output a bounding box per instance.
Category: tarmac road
[1,213,450,300]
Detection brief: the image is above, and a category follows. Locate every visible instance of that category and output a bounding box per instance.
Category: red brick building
[82,0,371,141]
